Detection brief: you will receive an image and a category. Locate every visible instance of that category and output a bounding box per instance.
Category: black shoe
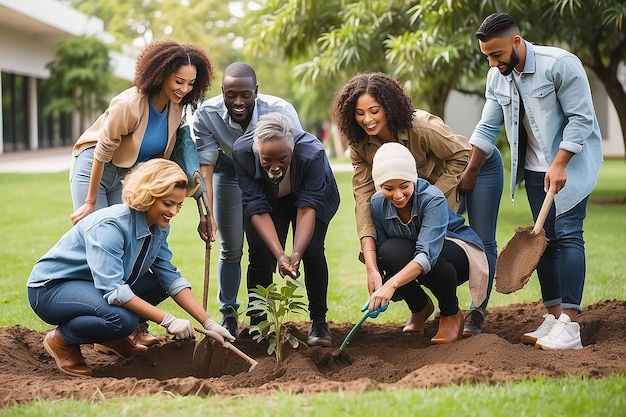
[462,309,485,337]
[219,316,239,340]
[307,321,332,347]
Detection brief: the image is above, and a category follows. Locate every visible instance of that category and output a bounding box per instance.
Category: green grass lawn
[1,158,625,415]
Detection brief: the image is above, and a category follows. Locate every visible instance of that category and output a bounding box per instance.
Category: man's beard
[501,48,520,76]
[265,168,285,184]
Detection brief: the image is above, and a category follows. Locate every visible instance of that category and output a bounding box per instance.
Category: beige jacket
[351,110,471,240]
[72,87,183,167]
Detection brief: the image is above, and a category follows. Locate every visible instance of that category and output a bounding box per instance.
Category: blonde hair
[122,159,188,211]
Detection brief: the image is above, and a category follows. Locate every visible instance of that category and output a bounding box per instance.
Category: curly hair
[122,159,188,212]
[331,72,414,146]
[134,39,214,106]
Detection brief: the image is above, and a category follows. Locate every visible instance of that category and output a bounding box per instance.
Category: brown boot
[128,322,160,347]
[402,297,435,335]
[43,329,92,376]
[94,337,149,358]
[431,309,463,345]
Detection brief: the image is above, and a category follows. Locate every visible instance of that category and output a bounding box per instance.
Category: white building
[0,0,134,154]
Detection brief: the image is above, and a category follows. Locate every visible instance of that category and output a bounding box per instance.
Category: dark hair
[223,62,257,84]
[475,13,519,41]
[134,39,214,106]
[330,72,414,146]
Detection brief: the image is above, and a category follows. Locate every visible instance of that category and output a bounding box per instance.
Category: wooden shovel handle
[197,198,211,311]
[532,190,555,234]
[194,327,258,371]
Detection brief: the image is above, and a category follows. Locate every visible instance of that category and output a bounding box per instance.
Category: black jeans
[377,238,469,316]
[244,194,329,322]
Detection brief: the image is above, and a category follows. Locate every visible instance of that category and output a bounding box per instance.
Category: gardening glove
[160,313,194,339]
[203,318,235,343]
[361,300,389,319]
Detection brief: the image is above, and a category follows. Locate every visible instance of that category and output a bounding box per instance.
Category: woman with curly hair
[330,72,471,334]
[70,39,214,225]
[28,159,234,377]
[69,39,213,347]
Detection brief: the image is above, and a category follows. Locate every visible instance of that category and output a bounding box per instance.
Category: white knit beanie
[371,142,418,187]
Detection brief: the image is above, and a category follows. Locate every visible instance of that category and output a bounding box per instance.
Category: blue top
[137,100,168,163]
[371,178,485,275]
[193,93,302,167]
[27,204,191,306]
[469,41,603,214]
[232,129,340,224]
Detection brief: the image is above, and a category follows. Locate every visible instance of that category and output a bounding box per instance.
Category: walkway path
[0,147,353,174]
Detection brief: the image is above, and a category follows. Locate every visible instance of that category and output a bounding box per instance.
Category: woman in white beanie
[364,143,488,344]
[330,72,472,333]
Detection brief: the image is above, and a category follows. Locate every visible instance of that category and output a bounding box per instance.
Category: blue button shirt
[193,93,302,166]
[470,41,603,214]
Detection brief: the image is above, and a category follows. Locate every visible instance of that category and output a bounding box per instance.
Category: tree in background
[530,0,626,153]
[243,0,625,147]
[43,35,112,134]
[68,0,299,112]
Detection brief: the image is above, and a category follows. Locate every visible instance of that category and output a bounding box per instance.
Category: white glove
[203,318,235,343]
[160,313,194,339]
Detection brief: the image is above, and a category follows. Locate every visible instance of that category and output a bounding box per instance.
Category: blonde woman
[28,159,233,377]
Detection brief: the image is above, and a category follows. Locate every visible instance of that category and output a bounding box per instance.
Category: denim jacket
[27,204,191,305]
[370,179,485,276]
[470,41,603,214]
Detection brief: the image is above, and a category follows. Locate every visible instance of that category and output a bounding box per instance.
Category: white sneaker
[535,313,583,350]
[521,313,557,344]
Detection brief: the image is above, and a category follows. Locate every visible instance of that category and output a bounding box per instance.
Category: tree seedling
[245,277,308,365]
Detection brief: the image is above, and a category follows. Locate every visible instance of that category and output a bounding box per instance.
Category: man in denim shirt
[467,13,603,349]
[193,62,302,339]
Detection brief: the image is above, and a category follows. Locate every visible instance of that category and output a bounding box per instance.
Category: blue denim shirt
[193,93,302,165]
[232,130,340,224]
[470,41,603,214]
[371,179,485,275]
[27,204,191,305]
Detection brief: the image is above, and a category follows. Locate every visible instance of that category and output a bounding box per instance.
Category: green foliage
[245,277,309,364]
[43,35,113,130]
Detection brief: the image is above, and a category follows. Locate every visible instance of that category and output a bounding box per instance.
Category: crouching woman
[364,143,488,344]
[27,159,233,376]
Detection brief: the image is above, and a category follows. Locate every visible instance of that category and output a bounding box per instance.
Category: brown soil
[2,299,625,407]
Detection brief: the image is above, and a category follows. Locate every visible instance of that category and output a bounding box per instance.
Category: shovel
[193,327,258,372]
[196,191,212,310]
[495,189,555,294]
[332,300,388,360]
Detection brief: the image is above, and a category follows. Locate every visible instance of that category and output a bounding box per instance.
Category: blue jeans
[458,148,504,312]
[524,170,588,313]
[27,272,168,345]
[213,161,243,318]
[69,147,130,210]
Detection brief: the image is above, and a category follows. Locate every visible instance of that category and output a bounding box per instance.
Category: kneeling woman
[364,143,488,344]
[27,159,233,376]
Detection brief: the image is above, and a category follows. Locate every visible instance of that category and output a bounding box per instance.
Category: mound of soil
[1,299,625,406]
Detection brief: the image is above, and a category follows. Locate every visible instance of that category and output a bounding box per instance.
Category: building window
[37,79,73,148]
[1,72,29,152]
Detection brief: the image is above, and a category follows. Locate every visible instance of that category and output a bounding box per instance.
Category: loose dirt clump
[1,299,625,406]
